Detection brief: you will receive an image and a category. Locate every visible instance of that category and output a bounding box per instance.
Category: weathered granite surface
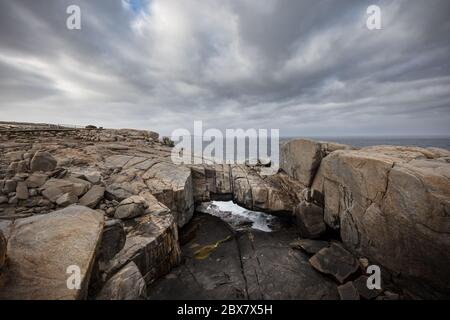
[0,205,104,300]
[311,146,450,298]
[1,126,449,300]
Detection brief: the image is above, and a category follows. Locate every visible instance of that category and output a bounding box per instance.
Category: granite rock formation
[0,125,449,300]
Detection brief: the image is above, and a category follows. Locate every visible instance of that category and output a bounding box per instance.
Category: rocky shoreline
[0,125,449,299]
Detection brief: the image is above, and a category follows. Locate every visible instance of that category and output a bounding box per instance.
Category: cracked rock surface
[147,213,339,300]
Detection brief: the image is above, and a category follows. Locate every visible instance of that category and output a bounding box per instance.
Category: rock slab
[0,206,104,300]
[309,243,359,284]
[96,262,147,300]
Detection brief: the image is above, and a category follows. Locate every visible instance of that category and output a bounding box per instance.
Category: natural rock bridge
[0,127,449,299]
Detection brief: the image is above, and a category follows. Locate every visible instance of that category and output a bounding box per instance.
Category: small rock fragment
[25,173,48,188]
[338,282,360,300]
[79,185,105,208]
[56,192,78,207]
[16,181,29,200]
[309,243,359,283]
[353,275,382,299]
[3,180,17,194]
[0,196,8,204]
[114,195,148,219]
[290,239,329,254]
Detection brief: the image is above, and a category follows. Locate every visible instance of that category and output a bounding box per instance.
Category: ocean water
[176,136,450,167]
[283,137,450,150]
[197,201,280,232]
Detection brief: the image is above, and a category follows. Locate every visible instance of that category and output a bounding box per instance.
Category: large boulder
[312,146,450,298]
[144,162,194,227]
[103,193,180,285]
[96,262,147,300]
[231,166,305,217]
[0,205,104,299]
[30,151,57,172]
[41,178,90,203]
[105,155,194,228]
[280,139,351,186]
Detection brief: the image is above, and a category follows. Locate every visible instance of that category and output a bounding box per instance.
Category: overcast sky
[0,0,449,136]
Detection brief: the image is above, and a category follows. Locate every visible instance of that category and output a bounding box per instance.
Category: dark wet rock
[0,196,7,204]
[353,275,382,299]
[96,262,147,300]
[79,185,105,209]
[302,188,324,207]
[3,180,17,194]
[338,281,360,300]
[0,230,6,269]
[377,290,400,300]
[98,219,126,262]
[30,151,57,172]
[294,201,326,239]
[148,213,339,300]
[309,243,359,284]
[290,239,329,255]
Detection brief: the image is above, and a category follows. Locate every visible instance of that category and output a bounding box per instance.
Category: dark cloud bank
[0,0,449,136]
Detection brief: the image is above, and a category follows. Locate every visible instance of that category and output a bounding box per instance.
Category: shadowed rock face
[311,146,450,298]
[0,230,6,269]
[190,164,305,218]
[148,213,339,300]
[280,139,352,187]
[0,206,104,300]
[96,262,147,300]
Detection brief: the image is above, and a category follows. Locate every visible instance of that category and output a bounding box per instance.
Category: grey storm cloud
[0,0,449,136]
